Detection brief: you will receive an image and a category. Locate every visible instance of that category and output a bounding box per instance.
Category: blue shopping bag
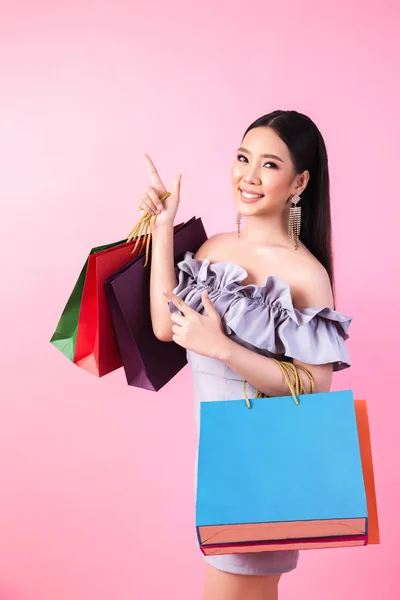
[197,389,368,556]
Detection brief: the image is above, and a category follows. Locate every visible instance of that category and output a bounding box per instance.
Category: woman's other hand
[164,290,229,359]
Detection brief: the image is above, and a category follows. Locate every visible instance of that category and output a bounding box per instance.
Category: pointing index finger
[164,291,196,317]
[144,154,165,191]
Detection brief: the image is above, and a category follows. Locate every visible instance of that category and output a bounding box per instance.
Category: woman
[138,110,351,599]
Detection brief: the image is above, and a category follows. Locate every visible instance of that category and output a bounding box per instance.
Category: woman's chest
[203,242,302,292]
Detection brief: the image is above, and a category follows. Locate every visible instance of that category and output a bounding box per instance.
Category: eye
[237,154,278,169]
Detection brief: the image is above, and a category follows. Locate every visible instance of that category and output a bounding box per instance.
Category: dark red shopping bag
[74,240,141,376]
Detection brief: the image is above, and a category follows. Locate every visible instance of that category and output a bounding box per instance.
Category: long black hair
[243,110,334,292]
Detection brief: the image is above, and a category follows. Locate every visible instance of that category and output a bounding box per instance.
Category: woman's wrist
[151,221,174,241]
[213,333,236,362]
[151,222,175,255]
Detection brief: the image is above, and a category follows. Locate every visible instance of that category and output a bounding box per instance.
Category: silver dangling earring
[236,212,242,237]
[288,194,301,250]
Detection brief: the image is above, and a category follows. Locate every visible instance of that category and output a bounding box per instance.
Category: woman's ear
[296,170,310,195]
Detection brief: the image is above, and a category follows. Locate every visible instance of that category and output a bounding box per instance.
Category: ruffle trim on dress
[169,251,352,371]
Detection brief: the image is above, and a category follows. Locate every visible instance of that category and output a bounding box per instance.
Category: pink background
[1,1,398,598]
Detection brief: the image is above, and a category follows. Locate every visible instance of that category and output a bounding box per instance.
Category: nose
[243,166,261,185]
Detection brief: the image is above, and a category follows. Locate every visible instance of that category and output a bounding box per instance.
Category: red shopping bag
[74,240,140,376]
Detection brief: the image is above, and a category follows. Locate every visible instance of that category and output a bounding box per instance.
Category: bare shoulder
[292,249,334,309]
[193,233,334,309]
[194,232,235,261]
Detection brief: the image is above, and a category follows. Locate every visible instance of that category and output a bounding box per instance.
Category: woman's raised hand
[137,155,181,229]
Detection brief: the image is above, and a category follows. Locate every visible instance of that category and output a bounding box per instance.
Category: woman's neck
[240,212,290,248]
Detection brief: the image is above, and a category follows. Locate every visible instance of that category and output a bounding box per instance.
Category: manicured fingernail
[158,204,163,211]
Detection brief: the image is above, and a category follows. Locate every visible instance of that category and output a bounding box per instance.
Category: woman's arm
[150,223,177,341]
[136,155,181,342]
[215,261,335,395]
[215,338,333,395]
[167,282,335,396]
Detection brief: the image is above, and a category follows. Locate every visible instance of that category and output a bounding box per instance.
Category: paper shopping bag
[354,400,380,545]
[105,217,208,391]
[197,390,369,555]
[73,240,143,376]
[50,240,125,362]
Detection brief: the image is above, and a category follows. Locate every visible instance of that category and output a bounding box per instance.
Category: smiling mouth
[239,189,265,201]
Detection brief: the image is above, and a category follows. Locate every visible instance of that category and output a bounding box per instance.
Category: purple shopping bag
[105,217,207,391]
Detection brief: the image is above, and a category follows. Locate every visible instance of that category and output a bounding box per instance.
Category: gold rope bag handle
[243,359,315,409]
[126,191,171,267]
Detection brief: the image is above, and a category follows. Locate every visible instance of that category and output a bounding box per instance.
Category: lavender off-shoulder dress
[169,251,352,576]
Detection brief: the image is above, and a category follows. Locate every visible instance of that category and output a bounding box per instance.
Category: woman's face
[231,126,306,217]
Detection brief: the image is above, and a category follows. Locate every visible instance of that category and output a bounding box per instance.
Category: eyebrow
[237,147,284,163]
